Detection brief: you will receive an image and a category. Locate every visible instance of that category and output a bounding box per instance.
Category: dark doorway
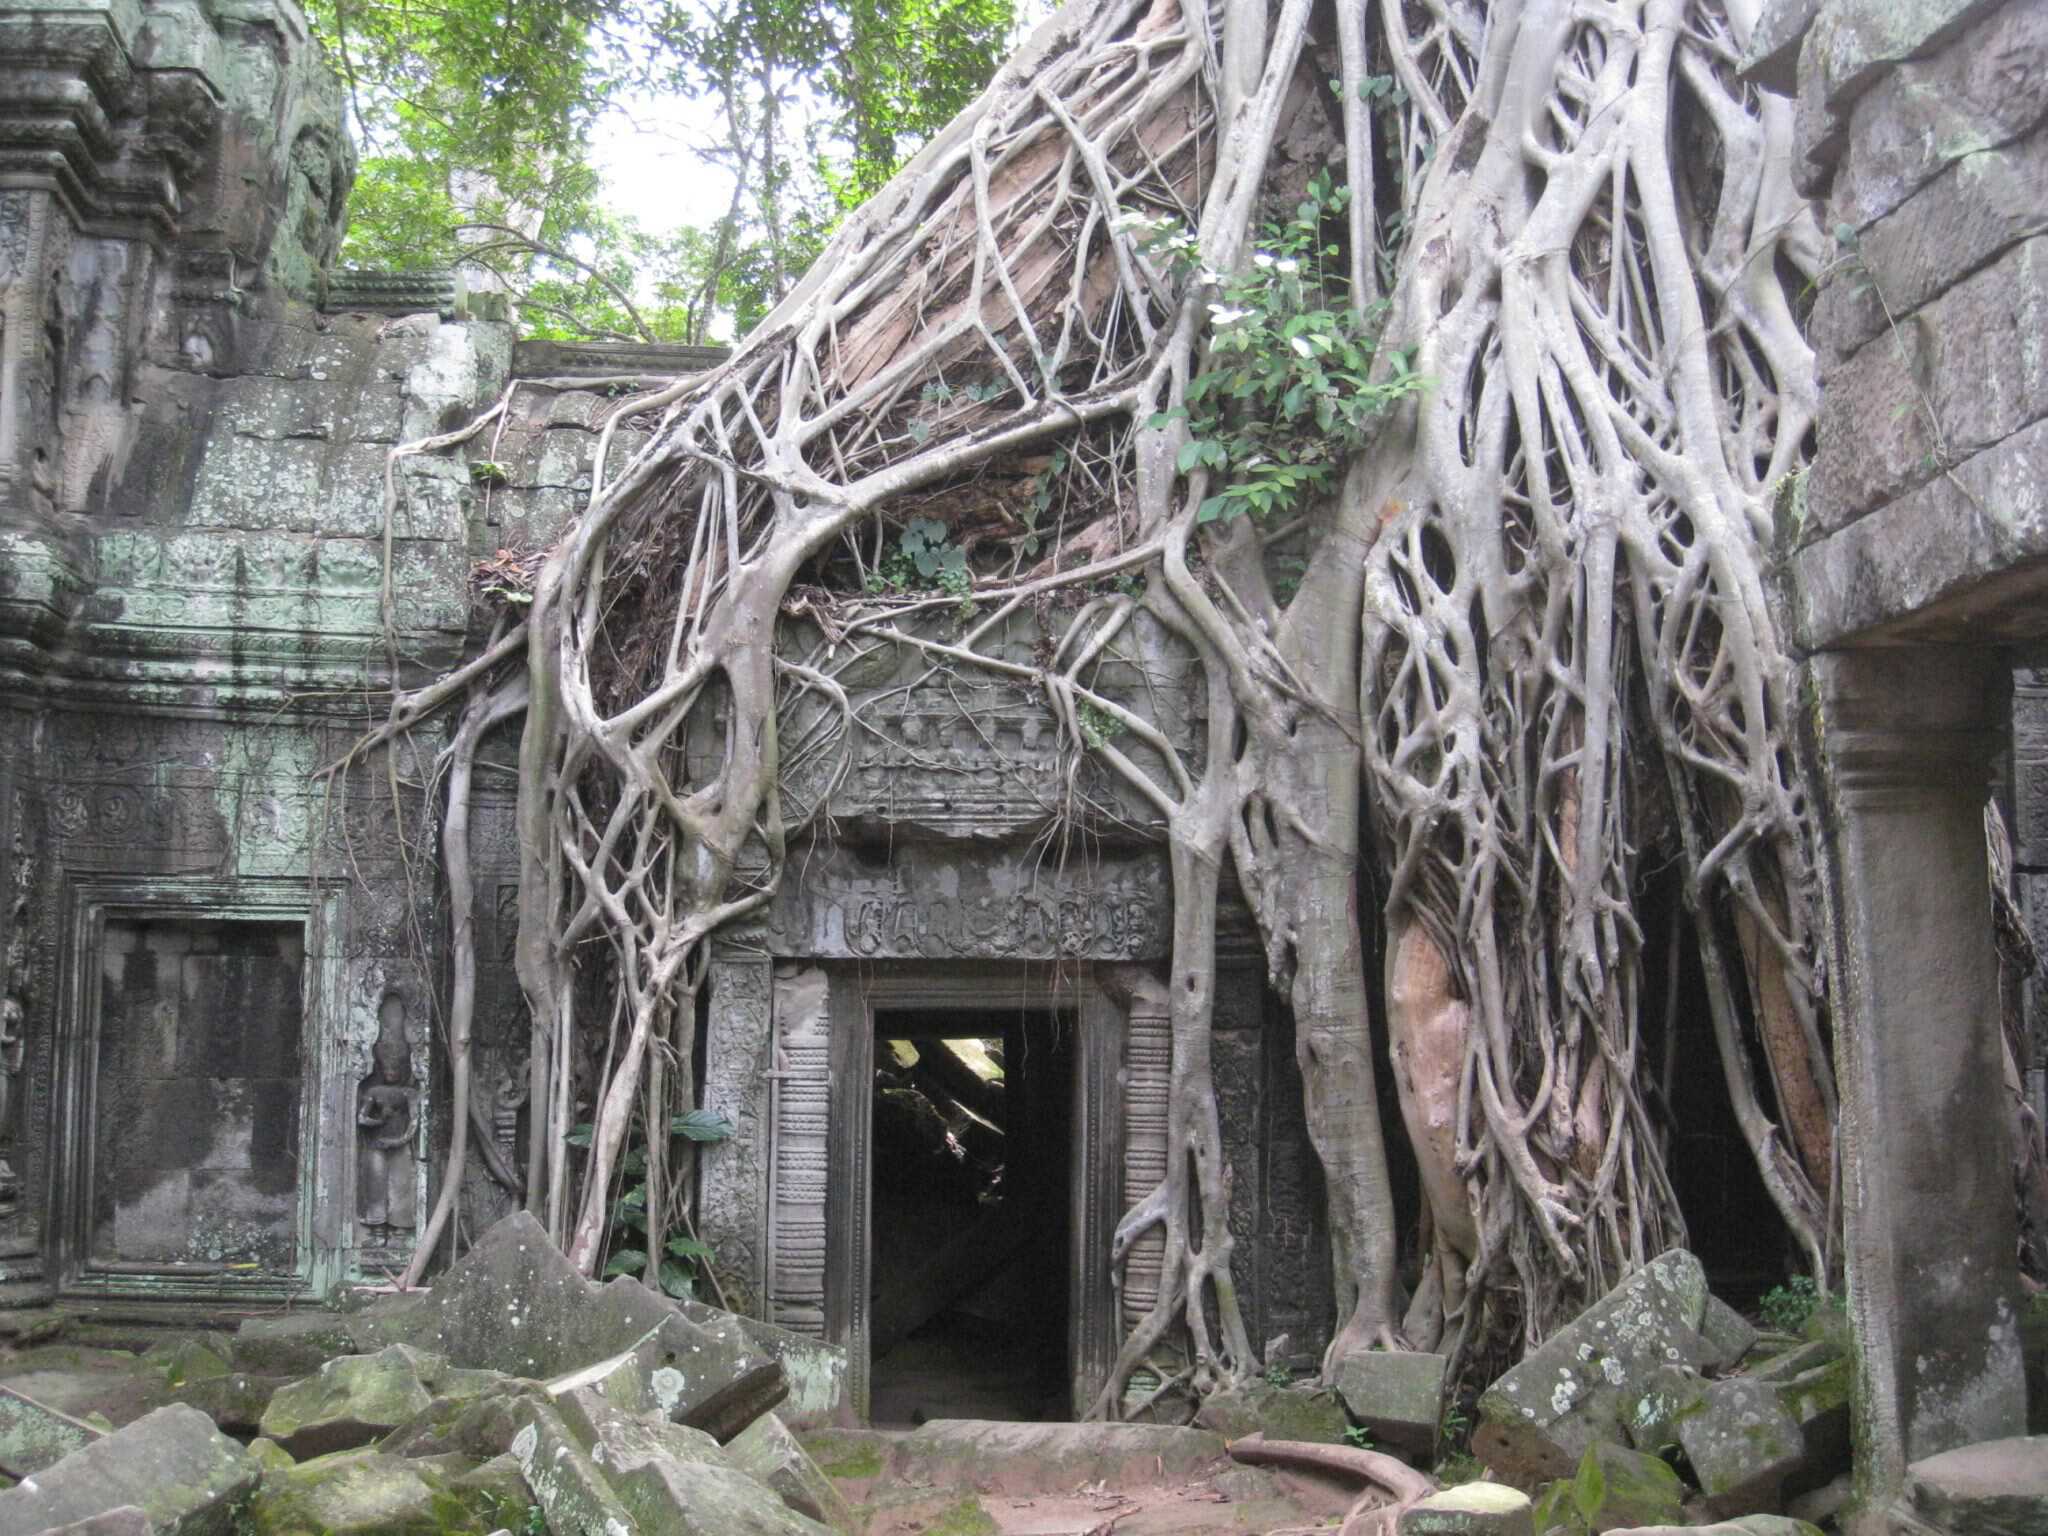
[868,1008,1073,1424]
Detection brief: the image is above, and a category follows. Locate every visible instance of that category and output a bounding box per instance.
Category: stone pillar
[1806,648,2027,1508]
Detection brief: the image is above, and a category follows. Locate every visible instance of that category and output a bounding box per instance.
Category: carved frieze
[755,841,1171,962]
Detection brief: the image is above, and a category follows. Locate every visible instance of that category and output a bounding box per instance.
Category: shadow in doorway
[868,1008,1073,1425]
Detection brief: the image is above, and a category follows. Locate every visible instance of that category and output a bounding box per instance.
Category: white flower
[1199,268,1225,287]
[1275,258,1300,275]
[1252,252,1275,269]
[1207,304,1251,325]
[1291,335,1316,358]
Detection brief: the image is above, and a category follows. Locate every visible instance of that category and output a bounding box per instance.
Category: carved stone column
[1805,648,2028,1508]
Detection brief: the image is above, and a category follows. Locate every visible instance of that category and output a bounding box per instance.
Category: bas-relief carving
[356,990,420,1242]
[760,845,1170,962]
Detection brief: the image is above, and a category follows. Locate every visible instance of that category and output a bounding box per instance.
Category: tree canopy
[311,0,1019,340]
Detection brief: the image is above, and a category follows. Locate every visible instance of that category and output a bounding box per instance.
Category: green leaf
[1176,440,1204,474]
[672,1110,735,1143]
[658,1260,695,1300]
[1197,495,1228,523]
[667,1235,716,1260]
[603,1250,648,1276]
[564,1123,594,1148]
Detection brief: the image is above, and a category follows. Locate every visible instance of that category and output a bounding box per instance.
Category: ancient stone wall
[1753,0,2048,648]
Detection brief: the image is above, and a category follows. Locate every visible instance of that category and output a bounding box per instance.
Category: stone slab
[1475,1251,1709,1486]
[886,1420,1229,1496]
[1907,1435,2048,1536]
[1401,1481,1536,1536]
[0,1403,258,1534]
[0,1383,104,1478]
[1679,1376,1809,1516]
[1331,1349,1446,1453]
[1789,414,2048,649]
[258,1344,445,1458]
[1195,1381,1349,1445]
[1809,237,2048,540]
[726,1411,862,1535]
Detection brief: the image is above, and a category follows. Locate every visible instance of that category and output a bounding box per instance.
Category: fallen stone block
[1772,1353,1851,1483]
[678,1298,848,1430]
[505,1400,641,1536]
[549,1381,725,1472]
[1401,1481,1536,1536]
[258,1344,447,1458]
[609,1454,832,1536]
[242,1445,515,1536]
[1626,1364,1706,1453]
[233,1313,373,1379]
[29,1510,153,1536]
[1474,1249,1710,1485]
[0,1383,104,1478]
[1570,1441,1687,1531]
[0,1402,258,1534]
[886,1419,1229,1496]
[1906,1435,2048,1536]
[173,1370,293,1435]
[1195,1381,1350,1444]
[322,1211,787,1443]
[1697,1296,1760,1374]
[1331,1349,1447,1454]
[726,1411,861,1535]
[1678,1376,1807,1516]
[142,1337,233,1390]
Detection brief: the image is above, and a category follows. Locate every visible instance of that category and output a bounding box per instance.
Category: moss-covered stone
[922,1496,998,1536]
[801,1428,889,1482]
[727,1410,862,1534]
[1194,1381,1350,1444]
[241,1447,509,1536]
[1401,1480,1537,1536]
[259,1345,444,1459]
[1569,1441,1687,1532]
[0,1403,258,1535]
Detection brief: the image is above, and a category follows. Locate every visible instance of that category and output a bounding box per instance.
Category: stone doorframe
[46,874,349,1304]
[821,965,1124,1422]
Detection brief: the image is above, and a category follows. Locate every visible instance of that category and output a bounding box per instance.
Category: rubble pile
[0,1212,854,1536]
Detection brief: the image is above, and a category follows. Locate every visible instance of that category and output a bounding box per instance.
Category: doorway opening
[868,1007,1073,1424]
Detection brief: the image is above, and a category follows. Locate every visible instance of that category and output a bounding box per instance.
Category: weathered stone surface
[1331,1349,1446,1453]
[143,1337,233,1389]
[886,1420,1229,1496]
[1678,1377,1809,1516]
[1801,0,2000,128]
[1789,414,2048,650]
[726,1411,862,1535]
[1620,1522,1822,1536]
[1571,1442,1687,1532]
[346,1212,787,1442]
[1401,1481,1537,1536]
[174,1372,294,1435]
[28,1510,155,1536]
[1697,1297,1760,1374]
[258,1345,444,1458]
[503,1399,640,1536]
[0,1403,257,1535]
[241,1446,515,1536]
[1809,238,2048,541]
[234,1314,373,1379]
[1906,1435,2048,1536]
[1626,1364,1707,1453]
[1829,2,2048,231]
[1773,1353,1853,1477]
[677,1298,847,1430]
[0,1383,104,1478]
[1815,123,2048,366]
[1195,1381,1350,1445]
[608,1452,832,1536]
[1474,1251,1709,1485]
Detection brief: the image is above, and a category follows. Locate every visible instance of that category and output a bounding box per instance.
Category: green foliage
[1759,1274,1820,1333]
[1076,699,1123,752]
[1343,1423,1376,1450]
[1130,171,1423,530]
[1263,1361,1292,1388]
[566,1110,732,1299]
[310,0,1015,341]
[866,515,973,616]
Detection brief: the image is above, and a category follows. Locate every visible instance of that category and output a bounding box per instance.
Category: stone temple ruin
[0,0,2045,1531]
